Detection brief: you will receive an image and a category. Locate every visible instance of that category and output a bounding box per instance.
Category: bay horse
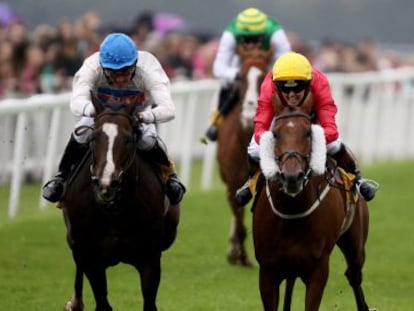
[216,47,273,265]
[253,109,377,310]
[59,95,180,311]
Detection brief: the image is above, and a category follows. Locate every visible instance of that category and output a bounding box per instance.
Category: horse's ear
[90,91,104,115]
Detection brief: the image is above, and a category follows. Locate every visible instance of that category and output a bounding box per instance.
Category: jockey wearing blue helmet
[42,32,186,205]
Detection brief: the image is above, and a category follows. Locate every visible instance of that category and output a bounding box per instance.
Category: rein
[265,179,330,219]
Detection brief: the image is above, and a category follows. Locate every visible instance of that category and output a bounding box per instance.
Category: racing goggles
[239,34,264,44]
[103,65,136,80]
[275,80,310,93]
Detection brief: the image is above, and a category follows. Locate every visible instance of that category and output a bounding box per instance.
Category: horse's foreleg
[283,278,295,311]
[258,265,280,311]
[136,257,161,311]
[83,265,112,311]
[227,197,251,266]
[65,266,84,311]
[304,256,329,311]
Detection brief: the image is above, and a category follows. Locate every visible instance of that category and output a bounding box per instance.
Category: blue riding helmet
[99,33,138,70]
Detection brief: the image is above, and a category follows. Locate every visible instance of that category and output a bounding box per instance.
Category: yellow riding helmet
[235,7,267,35]
[272,52,312,81]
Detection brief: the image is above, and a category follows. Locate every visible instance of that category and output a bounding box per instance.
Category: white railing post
[8,113,27,218]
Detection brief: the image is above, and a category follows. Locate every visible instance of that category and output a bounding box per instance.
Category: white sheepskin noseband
[259,124,327,179]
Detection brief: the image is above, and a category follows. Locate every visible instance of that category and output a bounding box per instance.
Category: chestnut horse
[253,109,376,311]
[216,48,273,265]
[59,96,179,311]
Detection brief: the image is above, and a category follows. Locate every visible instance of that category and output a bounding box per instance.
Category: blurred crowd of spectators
[1,9,414,99]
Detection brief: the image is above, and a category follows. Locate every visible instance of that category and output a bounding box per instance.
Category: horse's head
[237,48,273,129]
[259,110,327,197]
[89,93,138,204]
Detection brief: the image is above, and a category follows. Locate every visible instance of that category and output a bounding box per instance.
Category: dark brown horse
[216,48,273,265]
[60,96,179,311]
[252,109,376,311]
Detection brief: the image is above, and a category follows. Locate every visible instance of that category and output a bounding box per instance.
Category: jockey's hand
[83,103,96,117]
[137,110,155,123]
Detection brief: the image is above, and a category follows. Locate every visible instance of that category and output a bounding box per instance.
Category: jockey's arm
[270,29,292,63]
[254,73,276,144]
[70,54,99,117]
[138,52,175,124]
[212,31,240,82]
[311,69,340,150]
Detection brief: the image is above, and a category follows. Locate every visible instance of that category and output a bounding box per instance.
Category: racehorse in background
[59,94,180,311]
[252,107,377,311]
[216,47,273,265]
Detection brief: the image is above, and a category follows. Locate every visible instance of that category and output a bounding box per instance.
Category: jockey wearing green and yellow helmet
[204,7,292,142]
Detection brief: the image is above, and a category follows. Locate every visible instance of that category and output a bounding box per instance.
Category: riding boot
[205,84,240,141]
[146,142,186,205]
[332,143,377,201]
[42,135,88,203]
[235,155,261,206]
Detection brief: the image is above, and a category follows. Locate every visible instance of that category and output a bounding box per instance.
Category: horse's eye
[305,130,312,138]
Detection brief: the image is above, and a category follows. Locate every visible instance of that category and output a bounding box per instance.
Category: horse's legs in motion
[135,257,161,311]
[304,255,330,311]
[258,265,280,311]
[283,278,295,311]
[227,195,251,266]
[65,266,84,311]
[83,264,112,311]
[337,201,374,311]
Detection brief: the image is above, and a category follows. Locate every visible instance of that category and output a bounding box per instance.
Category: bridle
[272,112,313,178]
[264,111,331,218]
[89,109,138,202]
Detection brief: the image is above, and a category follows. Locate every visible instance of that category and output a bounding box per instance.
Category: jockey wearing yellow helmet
[42,33,186,205]
[235,52,378,205]
[204,7,291,141]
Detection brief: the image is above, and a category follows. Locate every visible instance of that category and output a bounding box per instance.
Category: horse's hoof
[64,300,84,311]
[227,252,253,267]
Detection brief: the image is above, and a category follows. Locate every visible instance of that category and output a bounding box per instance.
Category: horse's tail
[283,277,295,310]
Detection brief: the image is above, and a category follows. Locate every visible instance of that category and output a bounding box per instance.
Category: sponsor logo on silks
[97,87,146,108]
